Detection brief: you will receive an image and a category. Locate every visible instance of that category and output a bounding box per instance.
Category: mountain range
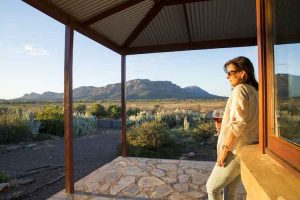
[276,73,300,98]
[5,74,300,102]
[13,79,224,102]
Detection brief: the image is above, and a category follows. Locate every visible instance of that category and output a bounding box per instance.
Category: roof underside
[23,0,257,55]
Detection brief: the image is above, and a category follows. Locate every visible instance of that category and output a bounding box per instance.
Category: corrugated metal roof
[51,0,126,21]
[273,0,300,38]
[25,0,258,54]
[90,0,154,46]
[132,5,189,47]
[186,0,256,41]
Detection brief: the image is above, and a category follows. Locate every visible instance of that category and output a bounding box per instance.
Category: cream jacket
[217,83,259,156]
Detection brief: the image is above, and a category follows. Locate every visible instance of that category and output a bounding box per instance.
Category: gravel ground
[0,129,121,200]
[0,129,217,200]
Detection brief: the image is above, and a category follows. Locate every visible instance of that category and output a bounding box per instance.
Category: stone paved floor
[48,157,246,200]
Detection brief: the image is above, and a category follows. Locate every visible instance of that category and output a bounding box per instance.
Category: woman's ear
[241,71,246,78]
[241,71,248,81]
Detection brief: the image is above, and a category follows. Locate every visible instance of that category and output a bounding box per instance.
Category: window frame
[262,0,300,172]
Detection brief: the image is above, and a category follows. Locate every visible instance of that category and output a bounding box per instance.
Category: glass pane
[273,0,300,146]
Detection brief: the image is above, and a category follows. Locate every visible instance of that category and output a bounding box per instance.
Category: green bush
[0,107,32,143]
[107,105,121,119]
[73,116,96,136]
[127,120,173,149]
[126,143,182,159]
[0,106,9,115]
[127,108,140,117]
[191,121,215,144]
[35,105,64,136]
[89,103,107,118]
[160,114,177,128]
[0,171,10,183]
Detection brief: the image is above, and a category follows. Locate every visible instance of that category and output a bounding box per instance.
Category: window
[273,0,300,147]
[265,0,300,171]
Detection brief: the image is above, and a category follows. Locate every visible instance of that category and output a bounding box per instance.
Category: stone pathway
[48,157,246,199]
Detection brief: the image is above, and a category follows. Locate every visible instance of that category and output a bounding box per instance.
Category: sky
[0,0,260,100]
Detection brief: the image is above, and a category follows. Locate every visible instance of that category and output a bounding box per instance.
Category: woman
[206,56,259,200]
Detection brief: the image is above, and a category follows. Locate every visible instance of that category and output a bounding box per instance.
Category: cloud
[23,44,50,56]
[132,70,143,73]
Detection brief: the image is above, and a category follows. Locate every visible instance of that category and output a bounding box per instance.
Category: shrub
[127,111,154,127]
[127,108,140,117]
[74,104,86,115]
[156,113,177,128]
[183,116,189,130]
[107,105,121,119]
[73,115,96,136]
[0,171,10,183]
[0,107,32,143]
[28,112,40,135]
[191,121,215,144]
[89,103,106,118]
[0,106,9,115]
[35,105,64,136]
[126,143,182,159]
[127,120,173,149]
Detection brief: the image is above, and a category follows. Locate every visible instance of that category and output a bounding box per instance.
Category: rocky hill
[276,74,300,98]
[13,79,224,102]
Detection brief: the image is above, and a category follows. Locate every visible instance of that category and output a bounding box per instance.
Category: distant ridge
[13,79,225,102]
[276,74,300,98]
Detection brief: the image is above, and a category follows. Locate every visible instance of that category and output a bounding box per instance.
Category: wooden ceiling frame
[121,1,165,50]
[120,0,213,52]
[125,37,257,54]
[81,0,147,26]
[23,0,123,54]
[164,0,211,6]
[183,4,192,43]
[81,0,211,27]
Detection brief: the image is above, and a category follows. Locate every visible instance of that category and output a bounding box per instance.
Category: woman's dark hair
[224,56,258,90]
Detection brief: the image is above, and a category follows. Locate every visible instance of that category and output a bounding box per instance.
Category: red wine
[213,117,222,123]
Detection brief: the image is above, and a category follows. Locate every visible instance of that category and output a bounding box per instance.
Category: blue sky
[0,0,259,100]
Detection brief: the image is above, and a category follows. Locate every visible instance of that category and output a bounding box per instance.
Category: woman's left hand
[217,149,228,167]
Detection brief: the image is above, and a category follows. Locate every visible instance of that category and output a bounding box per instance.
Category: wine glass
[212,110,224,136]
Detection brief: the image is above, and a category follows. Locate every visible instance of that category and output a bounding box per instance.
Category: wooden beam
[121,55,127,157]
[125,37,257,55]
[183,4,192,43]
[165,0,211,6]
[81,0,146,26]
[121,1,164,49]
[64,26,74,193]
[23,0,123,54]
[274,33,300,44]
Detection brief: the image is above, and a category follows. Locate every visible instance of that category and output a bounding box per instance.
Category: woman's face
[226,64,245,87]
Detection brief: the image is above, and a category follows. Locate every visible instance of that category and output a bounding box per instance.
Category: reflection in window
[273,0,300,146]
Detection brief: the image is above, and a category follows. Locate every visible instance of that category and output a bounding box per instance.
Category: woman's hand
[215,121,222,132]
[217,149,228,167]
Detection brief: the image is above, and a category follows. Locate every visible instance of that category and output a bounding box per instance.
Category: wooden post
[121,55,127,157]
[256,0,267,154]
[64,26,74,193]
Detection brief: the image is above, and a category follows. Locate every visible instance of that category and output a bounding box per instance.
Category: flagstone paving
[48,157,246,199]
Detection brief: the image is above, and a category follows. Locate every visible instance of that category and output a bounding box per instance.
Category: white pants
[206,152,241,200]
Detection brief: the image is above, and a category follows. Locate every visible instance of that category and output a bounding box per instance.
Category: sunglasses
[226,70,240,76]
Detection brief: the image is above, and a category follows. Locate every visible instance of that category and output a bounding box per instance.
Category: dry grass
[2,99,228,115]
[125,99,227,113]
